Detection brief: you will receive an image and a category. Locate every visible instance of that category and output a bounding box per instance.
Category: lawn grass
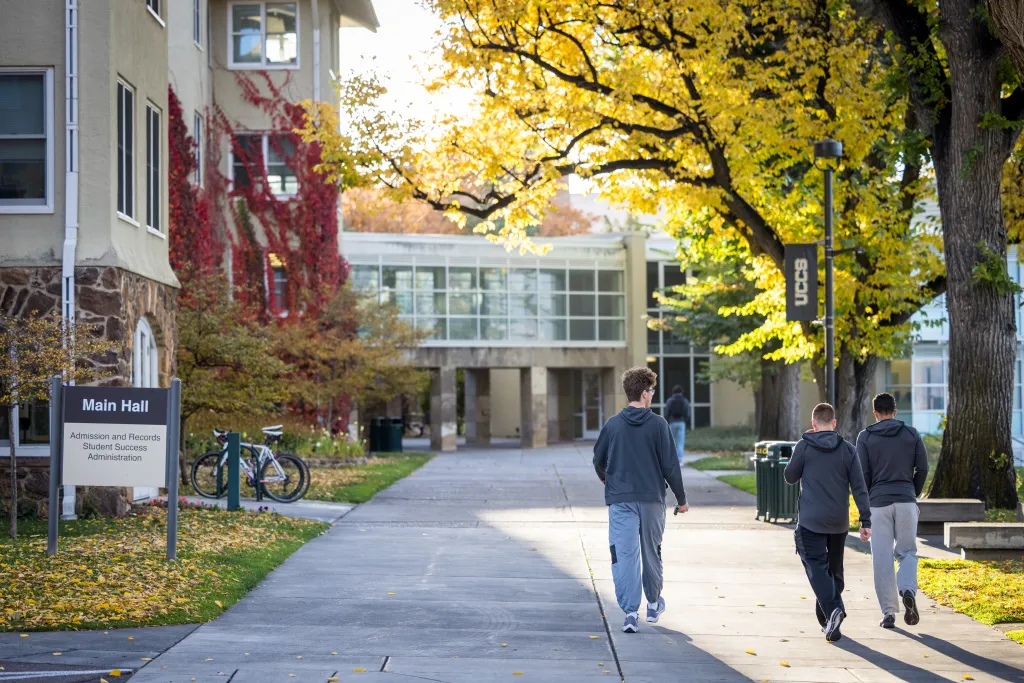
[305,453,432,504]
[686,426,757,453]
[919,559,1024,626]
[690,453,749,471]
[718,473,757,496]
[0,506,327,631]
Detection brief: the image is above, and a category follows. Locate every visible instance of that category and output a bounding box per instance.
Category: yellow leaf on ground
[19,634,27,638]
[215,600,223,608]
[101,679,109,683]
[756,603,765,607]
[52,653,61,656]
[501,643,508,647]
[780,661,790,667]
[140,658,152,661]
[297,656,302,659]
[109,671,121,678]
[353,669,366,673]
[328,678,339,682]
[331,652,338,655]
[127,637,134,641]
[589,635,600,639]
[387,592,396,596]
[513,673,523,676]
[963,676,974,680]
[745,649,756,656]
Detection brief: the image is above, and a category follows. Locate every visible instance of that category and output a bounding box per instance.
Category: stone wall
[0,266,178,517]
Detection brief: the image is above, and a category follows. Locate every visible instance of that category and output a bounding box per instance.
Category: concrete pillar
[603,366,626,423]
[547,370,560,442]
[520,367,549,448]
[430,367,458,451]
[465,369,491,445]
[623,232,650,369]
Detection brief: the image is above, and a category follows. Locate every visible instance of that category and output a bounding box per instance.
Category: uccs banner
[785,244,818,322]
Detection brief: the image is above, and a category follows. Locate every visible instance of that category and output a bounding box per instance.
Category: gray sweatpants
[608,502,666,614]
[869,502,920,616]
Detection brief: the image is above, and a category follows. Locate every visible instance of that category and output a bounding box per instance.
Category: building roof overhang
[335,0,379,31]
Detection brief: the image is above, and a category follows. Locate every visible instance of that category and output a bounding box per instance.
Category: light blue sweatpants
[869,502,920,616]
[609,502,666,614]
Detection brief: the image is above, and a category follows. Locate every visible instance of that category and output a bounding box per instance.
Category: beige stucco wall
[0,1,176,287]
[712,378,755,427]
[490,368,520,438]
[0,0,66,266]
[168,0,212,168]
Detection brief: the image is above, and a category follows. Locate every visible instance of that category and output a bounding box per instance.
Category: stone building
[0,0,378,515]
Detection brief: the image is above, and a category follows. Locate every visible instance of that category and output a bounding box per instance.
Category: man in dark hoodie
[785,403,871,643]
[856,392,928,629]
[593,366,689,634]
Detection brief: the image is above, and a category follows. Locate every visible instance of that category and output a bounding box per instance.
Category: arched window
[133,318,158,389]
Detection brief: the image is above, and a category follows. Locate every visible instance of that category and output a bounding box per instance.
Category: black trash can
[387,417,404,453]
[368,416,385,453]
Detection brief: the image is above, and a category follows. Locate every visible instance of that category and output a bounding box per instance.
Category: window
[194,0,202,46]
[272,266,288,313]
[193,113,203,185]
[0,69,53,212]
[231,133,296,197]
[116,81,135,219]
[145,104,161,231]
[146,0,164,25]
[230,2,298,68]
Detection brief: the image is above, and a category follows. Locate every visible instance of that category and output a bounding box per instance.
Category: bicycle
[190,426,311,503]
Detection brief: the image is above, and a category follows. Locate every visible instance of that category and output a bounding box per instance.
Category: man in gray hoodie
[593,366,689,634]
[856,392,928,629]
[785,403,871,643]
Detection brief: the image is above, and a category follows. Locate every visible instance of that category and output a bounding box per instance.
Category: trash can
[754,440,799,523]
[387,417,404,453]
[368,417,385,453]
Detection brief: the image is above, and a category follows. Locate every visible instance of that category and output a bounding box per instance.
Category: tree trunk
[988,0,1024,78]
[929,3,1020,507]
[758,358,801,441]
[812,350,879,443]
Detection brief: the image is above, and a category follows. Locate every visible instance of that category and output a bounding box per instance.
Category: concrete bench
[917,498,985,536]
[944,523,1024,561]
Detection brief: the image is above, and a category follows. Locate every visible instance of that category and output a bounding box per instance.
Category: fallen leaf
[963,676,974,681]
[353,669,366,673]
[756,603,765,607]
[19,634,27,638]
[387,592,396,596]
[141,657,152,661]
[780,661,790,667]
[205,658,213,661]
[215,600,223,608]
[128,637,135,641]
[501,643,508,647]
[328,678,340,682]
[745,649,757,656]
[589,635,600,639]
[800,596,807,600]
[780,638,789,642]
[513,673,524,676]
[52,652,61,656]
[109,672,122,678]
[101,680,109,683]
[331,652,338,655]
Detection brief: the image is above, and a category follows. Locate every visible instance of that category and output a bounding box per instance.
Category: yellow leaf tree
[0,312,113,538]
[303,0,945,439]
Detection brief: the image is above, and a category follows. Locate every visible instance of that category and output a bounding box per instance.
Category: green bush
[686,426,757,453]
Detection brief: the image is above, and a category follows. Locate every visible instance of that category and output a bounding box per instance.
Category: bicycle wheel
[259,454,307,502]
[191,451,227,498]
[287,452,311,500]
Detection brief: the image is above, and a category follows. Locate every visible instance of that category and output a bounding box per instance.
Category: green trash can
[386,417,404,453]
[754,441,799,523]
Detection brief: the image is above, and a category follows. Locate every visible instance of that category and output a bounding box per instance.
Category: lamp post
[814,139,842,408]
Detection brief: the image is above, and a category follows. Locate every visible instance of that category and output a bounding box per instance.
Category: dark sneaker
[646,597,666,623]
[815,601,827,629]
[880,614,896,629]
[623,612,639,633]
[824,607,845,642]
[902,591,920,626]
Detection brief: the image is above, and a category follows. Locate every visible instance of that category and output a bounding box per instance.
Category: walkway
[126,444,1024,682]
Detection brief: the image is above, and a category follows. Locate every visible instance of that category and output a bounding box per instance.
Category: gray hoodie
[593,406,687,506]
[856,419,928,507]
[784,430,871,534]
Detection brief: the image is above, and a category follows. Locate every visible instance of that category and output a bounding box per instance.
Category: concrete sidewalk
[127,444,1024,682]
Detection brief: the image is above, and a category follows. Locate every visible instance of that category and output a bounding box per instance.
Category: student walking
[593,367,689,634]
[663,385,691,464]
[784,403,871,643]
[856,392,928,629]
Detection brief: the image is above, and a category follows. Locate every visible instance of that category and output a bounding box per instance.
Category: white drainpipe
[61,0,79,519]
[311,0,321,102]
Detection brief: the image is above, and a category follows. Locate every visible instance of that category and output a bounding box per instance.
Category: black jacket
[856,419,928,507]
[784,430,871,534]
[593,406,687,506]
[664,393,691,427]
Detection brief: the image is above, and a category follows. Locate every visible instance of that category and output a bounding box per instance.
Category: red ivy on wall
[209,72,348,321]
[167,86,219,277]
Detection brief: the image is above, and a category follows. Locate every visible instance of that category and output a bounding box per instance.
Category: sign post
[47,377,63,557]
[165,378,181,560]
[785,244,818,322]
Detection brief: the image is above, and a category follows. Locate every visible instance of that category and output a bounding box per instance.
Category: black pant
[794,525,846,619]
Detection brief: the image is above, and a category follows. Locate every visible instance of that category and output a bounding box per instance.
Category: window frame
[145,102,163,235]
[0,67,55,214]
[116,79,137,225]
[193,0,203,48]
[193,112,203,186]
[146,0,165,27]
[227,2,300,70]
[228,132,297,198]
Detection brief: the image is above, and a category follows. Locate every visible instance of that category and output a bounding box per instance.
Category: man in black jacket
[593,367,689,634]
[785,403,871,643]
[663,385,691,464]
[856,392,928,629]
